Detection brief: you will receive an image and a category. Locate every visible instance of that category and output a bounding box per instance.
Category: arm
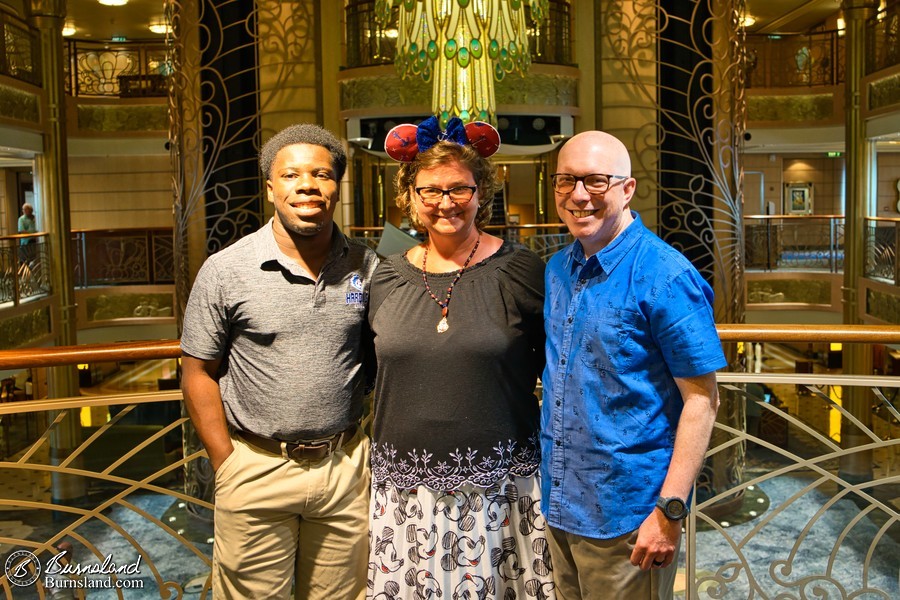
[181,354,233,471]
[630,371,720,570]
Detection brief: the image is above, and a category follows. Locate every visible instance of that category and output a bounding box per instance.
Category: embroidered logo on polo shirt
[346,273,368,308]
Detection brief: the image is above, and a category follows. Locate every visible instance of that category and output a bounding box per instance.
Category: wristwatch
[656,496,689,520]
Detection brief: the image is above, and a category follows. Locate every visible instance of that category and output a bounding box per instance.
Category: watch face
[666,498,686,518]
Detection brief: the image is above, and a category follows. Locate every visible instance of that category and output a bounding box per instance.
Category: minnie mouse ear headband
[384,115,501,162]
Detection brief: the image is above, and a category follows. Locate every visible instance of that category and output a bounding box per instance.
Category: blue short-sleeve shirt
[540,211,726,539]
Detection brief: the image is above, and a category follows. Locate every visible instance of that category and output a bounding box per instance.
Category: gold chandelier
[376,0,547,126]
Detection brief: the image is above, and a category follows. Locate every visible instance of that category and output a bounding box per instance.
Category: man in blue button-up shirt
[541,131,727,599]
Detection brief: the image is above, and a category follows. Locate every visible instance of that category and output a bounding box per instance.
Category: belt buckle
[287,435,335,461]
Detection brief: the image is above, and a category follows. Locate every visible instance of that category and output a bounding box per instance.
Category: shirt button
[556,400,561,406]
[561,358,566,365]
[554,480,560,486]
[567,316,573,323]
[555,440,561,447]
[579,279,586,285]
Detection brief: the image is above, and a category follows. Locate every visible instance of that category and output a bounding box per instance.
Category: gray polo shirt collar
[254,218,349,279]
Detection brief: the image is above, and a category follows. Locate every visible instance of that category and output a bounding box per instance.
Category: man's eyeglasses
[415,186,478,207]
[550,173,629,195]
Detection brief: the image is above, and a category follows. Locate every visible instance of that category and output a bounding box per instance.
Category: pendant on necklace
[437,316,449,333]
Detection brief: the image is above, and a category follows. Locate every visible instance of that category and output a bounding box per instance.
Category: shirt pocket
[579,305,642,374]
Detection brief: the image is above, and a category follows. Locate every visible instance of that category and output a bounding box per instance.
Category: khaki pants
[212,430,370,600]
[547,525,678,600]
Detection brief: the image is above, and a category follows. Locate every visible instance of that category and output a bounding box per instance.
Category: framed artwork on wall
[784,182,813,214]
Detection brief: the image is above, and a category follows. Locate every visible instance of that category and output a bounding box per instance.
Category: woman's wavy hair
[394,141,501,234]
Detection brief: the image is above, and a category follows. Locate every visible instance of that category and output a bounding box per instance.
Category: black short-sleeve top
[368,240,546,490]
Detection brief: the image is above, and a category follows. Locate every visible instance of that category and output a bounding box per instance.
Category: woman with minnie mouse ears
[366,115,556,599]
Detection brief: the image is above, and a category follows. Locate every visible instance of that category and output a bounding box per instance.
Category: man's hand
[208,445,235,473]
[629,508,682,570]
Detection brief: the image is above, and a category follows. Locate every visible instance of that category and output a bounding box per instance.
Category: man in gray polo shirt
[181,123,377,599]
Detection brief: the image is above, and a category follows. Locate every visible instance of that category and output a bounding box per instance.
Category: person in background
[17,202,37,262]
[17,202,36,240]
[366,116,555,599]
[541,130,726,600]
[180,123,377,599]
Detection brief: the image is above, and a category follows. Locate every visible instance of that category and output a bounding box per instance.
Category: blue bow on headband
[416,116,468,153]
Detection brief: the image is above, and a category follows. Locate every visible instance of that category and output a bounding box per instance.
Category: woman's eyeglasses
[415,186,478,207]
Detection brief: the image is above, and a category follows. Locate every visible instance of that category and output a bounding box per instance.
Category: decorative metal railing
[344,0,573,69]
[744,215,845,273]
[745,31,845,88]
[65,39,169,98]
[0,326,898,598]
[865,217,899,285]
[0,228,174,306]
[866,0,900,75]
[72,228,175,287]
[0,234,50,306]
[0,8,40,86]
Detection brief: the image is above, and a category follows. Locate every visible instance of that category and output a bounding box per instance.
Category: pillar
[25,0,85,505]
[839,0,877,484]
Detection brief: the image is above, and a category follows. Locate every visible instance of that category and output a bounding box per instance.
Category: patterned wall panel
[0,305,51,350]
[76,104,168,133]
[868,72,900,112]
[340,70,578,113]
[866,287,900,323]
[748,93,836,123]
[0,83,40,124]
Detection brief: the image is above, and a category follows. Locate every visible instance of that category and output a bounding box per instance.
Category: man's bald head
[558,131,631,178]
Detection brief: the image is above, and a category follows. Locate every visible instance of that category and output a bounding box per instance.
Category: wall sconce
[62,21,76,36]
[149,17,172,35]
[98,0,129,6]
[739,15,756,28]
[349,137,373,149]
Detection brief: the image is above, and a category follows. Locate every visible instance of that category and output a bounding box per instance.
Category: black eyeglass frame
[414,185,479,207]
[550,173,630,194]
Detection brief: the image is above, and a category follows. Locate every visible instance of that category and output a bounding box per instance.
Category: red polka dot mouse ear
[384,123,420,162]
[464,121,501,158]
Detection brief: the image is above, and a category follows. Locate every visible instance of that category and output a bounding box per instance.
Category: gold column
[839,0,877,483]
[26,0,85,503]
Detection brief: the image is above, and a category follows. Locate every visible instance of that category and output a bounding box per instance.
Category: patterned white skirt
[367,473,556,600]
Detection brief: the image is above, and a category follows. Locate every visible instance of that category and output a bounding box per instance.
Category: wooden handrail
[0,340,181,370]
[0,325,898,371]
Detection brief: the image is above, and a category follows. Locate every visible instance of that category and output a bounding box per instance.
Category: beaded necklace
[421,234,481,333]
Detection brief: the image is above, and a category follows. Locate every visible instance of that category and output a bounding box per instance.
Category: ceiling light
[98,0,129,6]
[62,21,76,37]
[837,17,845,37]
[739,15,756,28]
[149,17,172,35]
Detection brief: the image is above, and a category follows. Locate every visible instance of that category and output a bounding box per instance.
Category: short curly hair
[395,141,501,233]
[259,124,347,180]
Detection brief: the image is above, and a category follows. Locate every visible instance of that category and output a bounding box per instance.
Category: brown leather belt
[237,424,357,462]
